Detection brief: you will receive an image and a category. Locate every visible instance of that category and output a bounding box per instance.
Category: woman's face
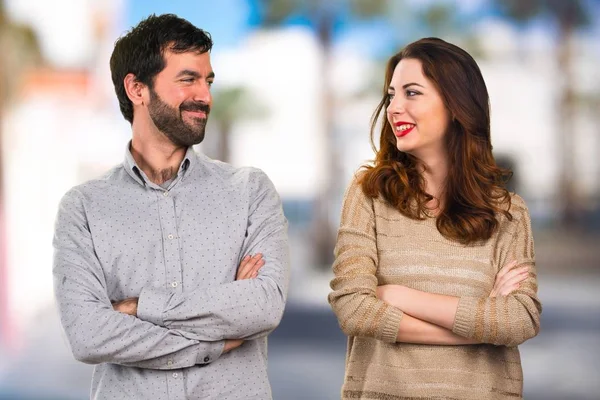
[386,58,450,162]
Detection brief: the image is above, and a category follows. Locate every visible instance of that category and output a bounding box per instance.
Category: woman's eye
[406,90,420,97]
[387,93,395,100]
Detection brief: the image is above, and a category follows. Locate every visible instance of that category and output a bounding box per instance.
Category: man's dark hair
[110,14,213,123]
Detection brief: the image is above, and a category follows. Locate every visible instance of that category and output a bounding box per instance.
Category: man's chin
[192,134,205,145]
[184,132,206,147]
[163,130,205,148]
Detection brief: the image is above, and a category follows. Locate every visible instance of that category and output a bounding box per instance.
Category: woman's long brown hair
[360,37,513,244]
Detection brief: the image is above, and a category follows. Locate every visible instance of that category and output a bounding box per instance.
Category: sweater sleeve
[452,196,542,346]
[328,177,404,343]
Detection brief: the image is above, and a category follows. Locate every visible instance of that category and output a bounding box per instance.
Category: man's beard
[147,87,210,147]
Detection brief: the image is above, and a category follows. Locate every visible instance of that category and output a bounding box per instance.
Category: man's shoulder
[61,164,127,202]
[195,154,273,190]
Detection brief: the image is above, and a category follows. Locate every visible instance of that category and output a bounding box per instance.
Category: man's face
[147,50,214,147]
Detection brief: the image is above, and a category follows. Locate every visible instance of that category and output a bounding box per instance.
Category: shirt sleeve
[53,188,225,369]
[136,169,290,341]
[327,177,404,343]
[452,196,542,346]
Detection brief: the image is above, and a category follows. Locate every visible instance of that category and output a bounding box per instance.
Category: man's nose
[193,83,212,105]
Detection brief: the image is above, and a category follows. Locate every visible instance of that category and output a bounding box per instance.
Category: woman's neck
[419,156,449,214]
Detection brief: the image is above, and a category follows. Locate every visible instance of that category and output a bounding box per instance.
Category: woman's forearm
[377,285,459,330]
[397,313,478,345]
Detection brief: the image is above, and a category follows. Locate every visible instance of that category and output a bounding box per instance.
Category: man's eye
[181,78,194,83]
[208,81,214,87]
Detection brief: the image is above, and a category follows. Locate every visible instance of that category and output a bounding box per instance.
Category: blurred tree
[0,0,42,345]
[417,3,485,59]
[494,0,591,225]
[256,0,391,267]
[207,87,267,163]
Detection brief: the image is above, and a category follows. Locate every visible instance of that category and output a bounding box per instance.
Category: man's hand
[112,297,139,316]
[236,254,265,280]
[490,260,529,297]
[223,339,244,353]
[224,255,266,353]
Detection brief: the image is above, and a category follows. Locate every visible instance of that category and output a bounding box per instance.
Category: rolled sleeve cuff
[197,340,225,365]
[381,306,404,343]
[452,296,478,338]
[137,286,171,326]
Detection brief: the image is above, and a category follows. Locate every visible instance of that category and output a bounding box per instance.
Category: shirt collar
[123,141,198,187]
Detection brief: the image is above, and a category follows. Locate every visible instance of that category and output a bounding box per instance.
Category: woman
[328,37,541,400]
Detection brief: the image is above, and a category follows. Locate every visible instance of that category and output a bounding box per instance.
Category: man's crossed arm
[112,254,268,353]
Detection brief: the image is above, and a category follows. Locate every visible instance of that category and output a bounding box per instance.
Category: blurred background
[0,0,599,399]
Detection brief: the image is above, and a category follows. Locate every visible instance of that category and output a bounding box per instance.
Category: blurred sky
[127,0,253,49]
[5,0,600,70]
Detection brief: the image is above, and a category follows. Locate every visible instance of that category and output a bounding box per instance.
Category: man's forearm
[55,269,224,370]
[113,297,246,353]
[137,275,286,341]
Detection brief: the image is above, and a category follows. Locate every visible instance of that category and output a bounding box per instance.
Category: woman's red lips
[394,121,415,137]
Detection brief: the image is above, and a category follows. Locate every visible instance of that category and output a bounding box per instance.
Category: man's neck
[130,128,187,185]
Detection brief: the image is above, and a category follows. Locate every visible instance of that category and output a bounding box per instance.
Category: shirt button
[172,373,178,378]
[168,234,174,240]
[203,356,210,363]
[171,282,178,288]
[163,191,169,197]
[167,359,173,366]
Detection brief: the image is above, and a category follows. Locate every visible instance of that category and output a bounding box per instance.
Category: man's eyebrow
[176,69,215,79]
[176,70,201,78]
[175,70,215,81]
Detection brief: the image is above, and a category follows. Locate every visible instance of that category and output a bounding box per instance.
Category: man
[53,14,290,400]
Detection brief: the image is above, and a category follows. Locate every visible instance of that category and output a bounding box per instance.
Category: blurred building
[1,0,128,349]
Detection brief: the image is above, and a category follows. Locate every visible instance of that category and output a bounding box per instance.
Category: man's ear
[123,73,146,106]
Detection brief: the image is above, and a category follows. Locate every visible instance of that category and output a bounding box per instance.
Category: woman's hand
[489,260,529,297]
[236,254,265,280]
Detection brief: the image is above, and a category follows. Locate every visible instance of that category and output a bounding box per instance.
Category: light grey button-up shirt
[53,145,290,400]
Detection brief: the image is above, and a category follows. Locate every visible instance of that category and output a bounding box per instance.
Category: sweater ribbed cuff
[452,296,477,338]
[381,306,404,343]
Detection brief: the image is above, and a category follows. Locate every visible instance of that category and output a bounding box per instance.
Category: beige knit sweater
[328,177,541,400]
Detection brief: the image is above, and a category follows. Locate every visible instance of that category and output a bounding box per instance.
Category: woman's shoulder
[343,169,372,197]
[342,169,394,213]
[338,170,369,210]
[497,193,531,225]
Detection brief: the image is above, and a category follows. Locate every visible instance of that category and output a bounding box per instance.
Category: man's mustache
[180,102,211,115]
